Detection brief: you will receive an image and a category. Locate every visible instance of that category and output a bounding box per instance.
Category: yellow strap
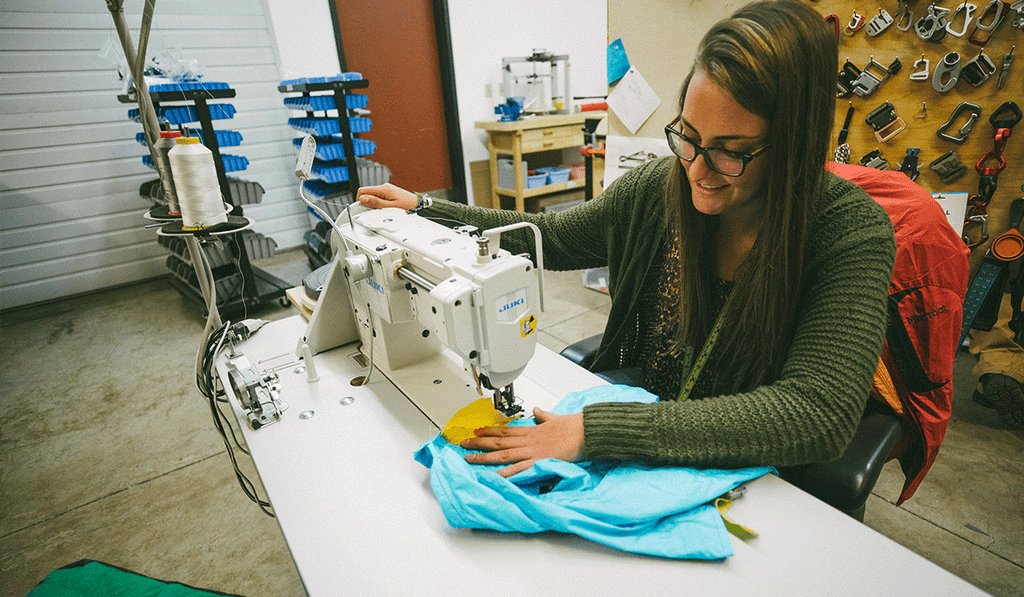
[679,309,726,401]
[714,496,759,540]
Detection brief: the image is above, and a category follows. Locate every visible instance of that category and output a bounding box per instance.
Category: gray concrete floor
[1,247,1022,596]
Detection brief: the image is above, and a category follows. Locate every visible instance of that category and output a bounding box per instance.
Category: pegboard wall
[807,0,1023,275]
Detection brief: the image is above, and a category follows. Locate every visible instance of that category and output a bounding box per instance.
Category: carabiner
[963,212,990,248]
[937,102,983,143]
[990,100,1023,129]
[895,0,915,30]
[969,0,1010,44]
[964,198,991,248]
[910,54,931,80]
[825,14,840,40]
[947,2,978,36]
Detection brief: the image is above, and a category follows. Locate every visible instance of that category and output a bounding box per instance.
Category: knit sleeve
[582,178,897,468]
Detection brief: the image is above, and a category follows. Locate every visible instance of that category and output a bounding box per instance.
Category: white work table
[218,315,987,597]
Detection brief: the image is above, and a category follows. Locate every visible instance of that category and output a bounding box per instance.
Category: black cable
[195,322,273,517]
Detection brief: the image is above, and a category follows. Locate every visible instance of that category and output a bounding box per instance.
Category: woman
[357,0,896,478]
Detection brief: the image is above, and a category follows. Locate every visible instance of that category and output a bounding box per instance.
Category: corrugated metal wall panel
[0,0,307,310]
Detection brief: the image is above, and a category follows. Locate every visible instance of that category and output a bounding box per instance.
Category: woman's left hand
[460,408,585,477]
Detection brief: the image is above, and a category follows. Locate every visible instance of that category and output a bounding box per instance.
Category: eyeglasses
[664,116,770,177]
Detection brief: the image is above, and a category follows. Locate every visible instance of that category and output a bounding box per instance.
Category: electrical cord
[195,319,274,517]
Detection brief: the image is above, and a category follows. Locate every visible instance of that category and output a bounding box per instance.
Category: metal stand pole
[105,0,222,328]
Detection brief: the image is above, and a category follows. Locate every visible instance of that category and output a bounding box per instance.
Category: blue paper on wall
[607,38,630,84]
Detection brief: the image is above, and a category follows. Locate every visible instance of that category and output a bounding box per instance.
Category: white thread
[154,131,181,214]
[169,137,227,229]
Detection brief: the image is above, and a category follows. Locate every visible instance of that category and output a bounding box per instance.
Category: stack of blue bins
[281,73,382,202]
[130,80,249,174]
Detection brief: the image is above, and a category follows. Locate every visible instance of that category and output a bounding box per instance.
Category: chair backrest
[829,162,970,505]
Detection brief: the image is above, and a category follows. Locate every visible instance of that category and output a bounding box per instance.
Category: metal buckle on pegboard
[866,101,906,142]
[930,151,969,184]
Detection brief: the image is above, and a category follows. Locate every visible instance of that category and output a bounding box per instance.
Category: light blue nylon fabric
[414,385,774,559]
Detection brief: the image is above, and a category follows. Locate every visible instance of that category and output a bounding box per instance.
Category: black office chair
[559,334,902,522]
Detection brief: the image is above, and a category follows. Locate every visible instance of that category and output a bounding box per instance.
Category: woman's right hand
[356,183,418,211]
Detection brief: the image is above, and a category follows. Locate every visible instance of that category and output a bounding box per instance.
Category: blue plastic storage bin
[537,167,571,184]
[527,173,548,188]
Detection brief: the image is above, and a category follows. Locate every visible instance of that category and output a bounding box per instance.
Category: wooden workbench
[476,113,602,212]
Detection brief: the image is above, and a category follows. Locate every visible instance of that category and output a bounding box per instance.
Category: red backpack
[829,163,970,504]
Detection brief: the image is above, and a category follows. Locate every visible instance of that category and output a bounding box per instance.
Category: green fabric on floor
[28,561,243,597]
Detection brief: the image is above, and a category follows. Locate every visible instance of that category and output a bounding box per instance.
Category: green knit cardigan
[421,156,896,469]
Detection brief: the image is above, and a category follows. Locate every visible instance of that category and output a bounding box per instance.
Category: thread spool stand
[120,85,291,315]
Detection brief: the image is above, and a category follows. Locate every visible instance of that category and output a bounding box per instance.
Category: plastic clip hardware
[846,11,866,35]
[976,102,1023,175]
[969,1,1011,44]
[867,9,895,35]
[916,4,951,40]
[998,46,1015,88]
[898,148,922,181]
[852,56,896,97]
[937,102,983,144]
[865,101,907,142]
[961,48,999,85]
[895,0,915,30]
[932,51,963,92]
[860,149,890,170]
[947,3,978,36]
[989,100,1023,130]
[910,54,931,80]
[930,150,969,183]
[837,59,861,97]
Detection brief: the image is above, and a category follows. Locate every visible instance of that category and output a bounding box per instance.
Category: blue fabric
[414,385,774,559]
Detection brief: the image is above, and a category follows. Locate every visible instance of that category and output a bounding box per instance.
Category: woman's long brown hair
[668,0,838,394]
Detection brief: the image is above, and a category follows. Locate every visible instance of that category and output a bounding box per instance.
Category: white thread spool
[154,130,182,215]
[168,137,227,230]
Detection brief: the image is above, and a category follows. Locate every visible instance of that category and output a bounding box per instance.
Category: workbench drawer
[520,125,581,153]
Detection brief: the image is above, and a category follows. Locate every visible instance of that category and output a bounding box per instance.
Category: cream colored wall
[606,0,761,138]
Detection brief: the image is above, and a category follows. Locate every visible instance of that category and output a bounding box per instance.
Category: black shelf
[280,78,371,195]
[123,85,287,312]
[277,80,369,93]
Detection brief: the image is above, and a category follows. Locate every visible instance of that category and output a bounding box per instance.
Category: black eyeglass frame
[664,116,771,177]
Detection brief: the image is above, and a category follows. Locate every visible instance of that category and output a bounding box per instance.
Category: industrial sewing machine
[296,205,545,427]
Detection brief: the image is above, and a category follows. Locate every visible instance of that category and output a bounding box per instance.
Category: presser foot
[493,384,524,417]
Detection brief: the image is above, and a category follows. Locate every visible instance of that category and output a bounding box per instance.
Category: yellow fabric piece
[441,398,520,445]
[714,497,758,541]
[870,357,905,416]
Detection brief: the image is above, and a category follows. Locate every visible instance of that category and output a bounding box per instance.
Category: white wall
[263,0,340,81]
[0,0,306,310]
[449,0,608,204]
[264,0,608,206]
[607,1,757,138]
